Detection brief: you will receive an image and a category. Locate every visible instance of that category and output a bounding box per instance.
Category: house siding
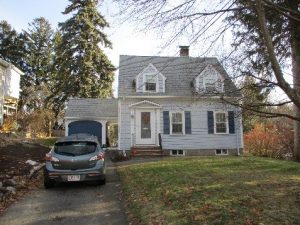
[119,98,243,153]
[119,99,133,150]
[136,74,143,92]
[157,73,165,93]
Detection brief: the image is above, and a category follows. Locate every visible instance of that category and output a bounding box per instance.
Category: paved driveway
[0,159,128,225]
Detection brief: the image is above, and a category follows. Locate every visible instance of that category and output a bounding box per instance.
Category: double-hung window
[204,73,218,92]
[204,77,216,90]
[145,74,156,91]
[171,112,184,134]
[215,112,228,134]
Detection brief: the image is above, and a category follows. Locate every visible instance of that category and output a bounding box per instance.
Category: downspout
[235,111,240,156]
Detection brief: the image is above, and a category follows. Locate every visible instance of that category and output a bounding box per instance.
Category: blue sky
[0,0,173,63]
[0,0,171,95]
[0,0,69,30]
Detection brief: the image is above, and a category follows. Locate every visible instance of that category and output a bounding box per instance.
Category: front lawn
[118,157,300,225]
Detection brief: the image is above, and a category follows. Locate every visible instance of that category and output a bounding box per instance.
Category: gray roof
[0,58,24,75]
[65,98,118,119]
[118,55,240,97]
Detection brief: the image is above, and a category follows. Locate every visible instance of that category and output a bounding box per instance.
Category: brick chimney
[179,46,189,57]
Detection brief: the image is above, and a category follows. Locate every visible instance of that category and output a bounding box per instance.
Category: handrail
[158,133,162,156]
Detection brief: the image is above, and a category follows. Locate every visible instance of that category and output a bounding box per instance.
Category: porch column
[65,121,70,136]
[101,120,107,145]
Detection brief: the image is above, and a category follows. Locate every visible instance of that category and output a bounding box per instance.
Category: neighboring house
[0,59,23,125]
[65,46,243,155]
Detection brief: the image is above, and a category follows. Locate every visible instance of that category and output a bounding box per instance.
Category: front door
[136,109,156,145]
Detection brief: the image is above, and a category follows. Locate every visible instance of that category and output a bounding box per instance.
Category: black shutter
[163,111,170,134]
[185,111,191,134]
[207,111,214,134]
[228,111,235,134]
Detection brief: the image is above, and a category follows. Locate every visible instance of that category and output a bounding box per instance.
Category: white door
[136,109,156,145]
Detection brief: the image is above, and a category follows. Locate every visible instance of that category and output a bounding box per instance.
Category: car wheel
[44,178,55,189]
[43,172,55,189]
[99,177,106,185]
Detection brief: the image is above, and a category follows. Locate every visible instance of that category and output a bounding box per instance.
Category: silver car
[44,133,106,188]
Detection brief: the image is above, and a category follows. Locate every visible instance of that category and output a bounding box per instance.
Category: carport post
[65,121,70,136]
[101,120,107,145]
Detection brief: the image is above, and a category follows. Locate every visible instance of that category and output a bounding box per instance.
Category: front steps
[131,146,163,157]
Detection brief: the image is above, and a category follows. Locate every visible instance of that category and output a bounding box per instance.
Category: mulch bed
[0,140,49,215]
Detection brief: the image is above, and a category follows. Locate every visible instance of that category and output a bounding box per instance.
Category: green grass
[118,157,300,225]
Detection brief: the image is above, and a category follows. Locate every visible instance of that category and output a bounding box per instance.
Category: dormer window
[145,74,156,91]
[135,63,166,93]
[194,65,224,94]
[204,73,218,92]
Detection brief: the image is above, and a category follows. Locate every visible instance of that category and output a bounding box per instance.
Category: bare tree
[114,0,300,160]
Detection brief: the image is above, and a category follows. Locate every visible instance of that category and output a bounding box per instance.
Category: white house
[0,59,24,125]
[65,47,243,156]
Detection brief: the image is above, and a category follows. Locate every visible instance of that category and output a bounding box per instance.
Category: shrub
[244,121,294,159]
[17,109,55,137]
[1,115,18,132]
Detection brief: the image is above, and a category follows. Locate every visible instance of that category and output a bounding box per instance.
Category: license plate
[67,175,80,181]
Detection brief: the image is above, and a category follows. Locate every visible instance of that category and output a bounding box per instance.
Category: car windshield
[54,141,97,156]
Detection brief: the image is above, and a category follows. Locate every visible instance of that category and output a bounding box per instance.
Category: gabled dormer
[194,65,224,93]
[135,63,166,93]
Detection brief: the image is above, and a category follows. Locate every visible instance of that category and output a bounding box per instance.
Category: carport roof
[65,98,118,119]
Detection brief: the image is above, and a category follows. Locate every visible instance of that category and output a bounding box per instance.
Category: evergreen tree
[0,20,25,67]
[19,17,54,111]
[48,30,66,118]
[241,76,269,132]
[54,0,115,107]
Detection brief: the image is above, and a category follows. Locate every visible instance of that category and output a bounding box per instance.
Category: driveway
[0,159,128,225]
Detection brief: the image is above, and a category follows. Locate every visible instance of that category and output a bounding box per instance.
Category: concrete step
[132,146,161,150]
[132,146,163,157]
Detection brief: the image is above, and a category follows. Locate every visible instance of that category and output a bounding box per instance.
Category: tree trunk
[289,0,300,161]
[294,109,300,160]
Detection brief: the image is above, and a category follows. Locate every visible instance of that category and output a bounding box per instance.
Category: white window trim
[169,111,185,135]
[170,149,186,156]
[215,149,228,155]
[143,73,158,93]
[214,111,229,134]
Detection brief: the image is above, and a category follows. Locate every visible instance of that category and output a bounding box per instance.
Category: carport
[64,98,118,145]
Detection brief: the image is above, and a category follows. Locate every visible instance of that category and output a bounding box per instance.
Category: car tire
[99,177,106,185]
[44,178,55,189]
[43,169,55,189]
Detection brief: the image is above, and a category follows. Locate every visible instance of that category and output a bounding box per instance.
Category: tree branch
[262,0,300,22]
[255,0,300,107]
[221,96,299,121]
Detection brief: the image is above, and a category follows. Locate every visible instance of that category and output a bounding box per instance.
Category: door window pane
[141,112,151,138]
